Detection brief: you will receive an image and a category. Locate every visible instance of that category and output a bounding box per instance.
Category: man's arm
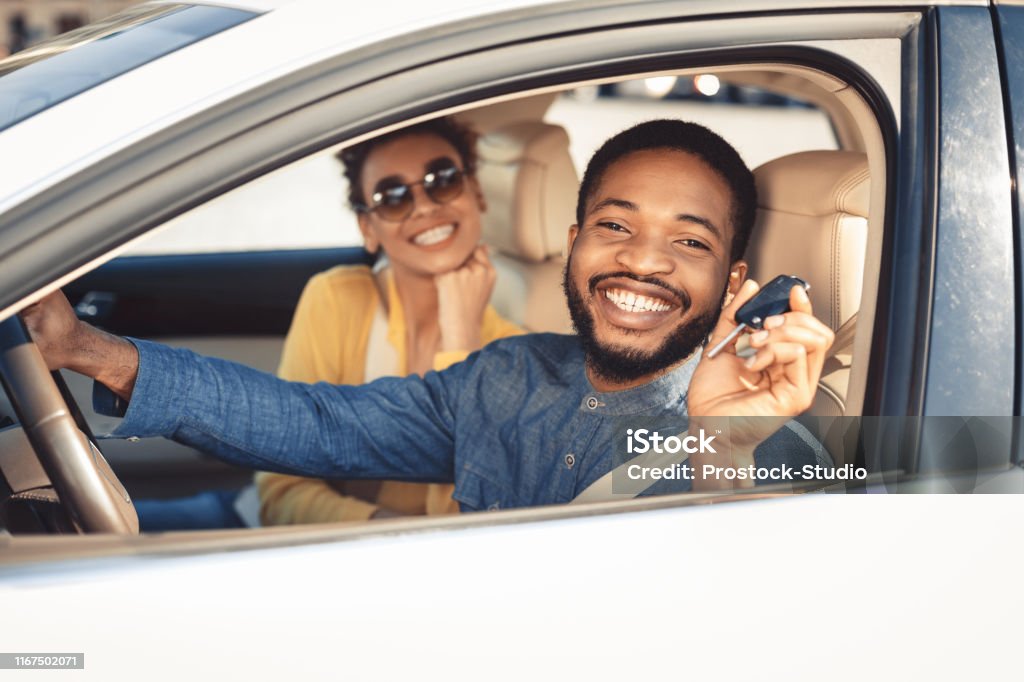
[21,291,461,482]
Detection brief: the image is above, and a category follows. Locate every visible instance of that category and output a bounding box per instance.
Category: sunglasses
[355,157,467,222]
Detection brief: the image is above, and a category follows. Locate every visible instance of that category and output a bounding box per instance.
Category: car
[0,0,1022,678]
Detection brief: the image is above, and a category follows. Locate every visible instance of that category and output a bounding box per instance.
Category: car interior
[0,60,887,538]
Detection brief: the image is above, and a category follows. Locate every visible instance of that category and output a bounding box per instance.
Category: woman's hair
[337,116,479,210]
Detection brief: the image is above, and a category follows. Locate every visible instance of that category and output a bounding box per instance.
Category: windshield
[0,3,257,134]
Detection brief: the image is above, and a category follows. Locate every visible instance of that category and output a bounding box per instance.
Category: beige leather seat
[746,150,869,418]
[475,122,576,333]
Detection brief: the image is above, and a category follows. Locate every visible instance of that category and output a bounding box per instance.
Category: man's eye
[677,238,710,250]
[598,221,628,232]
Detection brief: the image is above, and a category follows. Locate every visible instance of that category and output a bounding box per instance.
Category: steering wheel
[0,315,137,534]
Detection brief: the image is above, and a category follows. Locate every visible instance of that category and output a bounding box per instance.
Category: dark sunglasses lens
[372,185,413,221]
[425,166,464,204]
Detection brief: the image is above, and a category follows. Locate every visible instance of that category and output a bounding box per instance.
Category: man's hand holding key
[686,278,835,489]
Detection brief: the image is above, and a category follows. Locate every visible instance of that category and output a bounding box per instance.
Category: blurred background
[1,1,135,57]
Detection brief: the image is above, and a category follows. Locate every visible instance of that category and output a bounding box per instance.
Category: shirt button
[586,396,599,409]
[565,453,576,469]
[487,502,500,511]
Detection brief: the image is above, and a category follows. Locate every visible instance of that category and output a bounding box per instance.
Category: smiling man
[24,119,834,510]
[565,120,753,393]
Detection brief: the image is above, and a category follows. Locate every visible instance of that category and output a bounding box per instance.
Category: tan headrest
[747,150,869,331]
[756,150,870,218]
[476,122,579,263]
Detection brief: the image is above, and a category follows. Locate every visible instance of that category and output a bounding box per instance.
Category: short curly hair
[576,119,756,263]
[337,117,479,211]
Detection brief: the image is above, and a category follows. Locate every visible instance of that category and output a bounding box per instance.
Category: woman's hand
[435,245,497,352]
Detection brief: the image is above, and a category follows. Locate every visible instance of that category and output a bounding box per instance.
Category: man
[24,120,835,510]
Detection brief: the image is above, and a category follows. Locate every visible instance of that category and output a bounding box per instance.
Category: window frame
[0,7,931,557]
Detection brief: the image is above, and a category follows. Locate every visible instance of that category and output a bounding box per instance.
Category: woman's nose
[409,183,440,217]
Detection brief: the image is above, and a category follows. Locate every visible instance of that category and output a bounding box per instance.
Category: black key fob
[735,275,810,329]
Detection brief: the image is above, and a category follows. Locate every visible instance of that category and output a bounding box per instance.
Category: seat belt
[570,438,697,505]
[570,314,860,505]
[830,313,857,360]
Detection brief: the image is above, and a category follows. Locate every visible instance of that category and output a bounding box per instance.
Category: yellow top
[256,264,523,525]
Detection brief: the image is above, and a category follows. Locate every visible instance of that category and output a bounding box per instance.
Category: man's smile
[592,276,685,332]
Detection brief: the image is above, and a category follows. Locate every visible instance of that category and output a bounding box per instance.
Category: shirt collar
[577,348,702,416]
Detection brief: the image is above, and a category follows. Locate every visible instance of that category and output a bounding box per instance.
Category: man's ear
[728,261,748,293]
[722,260,748,308]
[566,224,580,256]
[357,214,380,255]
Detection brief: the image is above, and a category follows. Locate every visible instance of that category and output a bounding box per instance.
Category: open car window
[9,59,880,535]
[6,1,1015,552]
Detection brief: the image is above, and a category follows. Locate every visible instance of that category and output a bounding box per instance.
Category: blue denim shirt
[97,334,829,511]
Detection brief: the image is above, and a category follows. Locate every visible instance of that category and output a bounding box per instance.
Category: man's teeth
[604,289,673,313]
[413,224,455,246]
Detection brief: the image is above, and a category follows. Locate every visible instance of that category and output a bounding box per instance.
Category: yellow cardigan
[255,264,523,525]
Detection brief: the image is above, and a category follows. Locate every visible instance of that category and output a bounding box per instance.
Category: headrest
[476,122,579,263]
[747,150,869,332]
[755,150,870,218]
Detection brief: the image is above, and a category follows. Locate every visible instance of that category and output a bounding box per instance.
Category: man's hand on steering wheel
[21,291,139,401]
[1,303,138,534]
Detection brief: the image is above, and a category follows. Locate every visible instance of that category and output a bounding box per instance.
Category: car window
[0,4,256,134]
[0,5,912,546]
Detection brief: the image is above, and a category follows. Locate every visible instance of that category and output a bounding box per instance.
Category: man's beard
[563,261,726,385]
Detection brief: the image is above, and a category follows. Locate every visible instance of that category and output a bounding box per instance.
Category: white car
[0,0,1022,679]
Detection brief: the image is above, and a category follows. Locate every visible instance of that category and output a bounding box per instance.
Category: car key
[705,275,810,359]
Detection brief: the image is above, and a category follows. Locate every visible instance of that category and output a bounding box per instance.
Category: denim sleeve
[94,339,462,483]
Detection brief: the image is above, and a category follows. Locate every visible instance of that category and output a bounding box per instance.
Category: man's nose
[614,233,675,275]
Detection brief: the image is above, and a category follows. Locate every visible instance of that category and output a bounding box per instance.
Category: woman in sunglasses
[255,117,523,524]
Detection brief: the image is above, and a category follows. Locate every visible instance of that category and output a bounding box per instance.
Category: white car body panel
[2,495,1022,679]
[0,0,556,215]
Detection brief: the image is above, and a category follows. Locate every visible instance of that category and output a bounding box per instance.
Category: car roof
[0,0,982,218]
[0,0,558,215]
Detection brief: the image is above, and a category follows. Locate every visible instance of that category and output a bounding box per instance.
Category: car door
[889,4,1017,479]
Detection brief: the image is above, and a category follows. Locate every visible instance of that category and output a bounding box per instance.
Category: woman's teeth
[604,288,673,313]
[413,224,455,246]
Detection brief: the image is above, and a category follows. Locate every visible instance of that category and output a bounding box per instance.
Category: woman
[256,117,522,523]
